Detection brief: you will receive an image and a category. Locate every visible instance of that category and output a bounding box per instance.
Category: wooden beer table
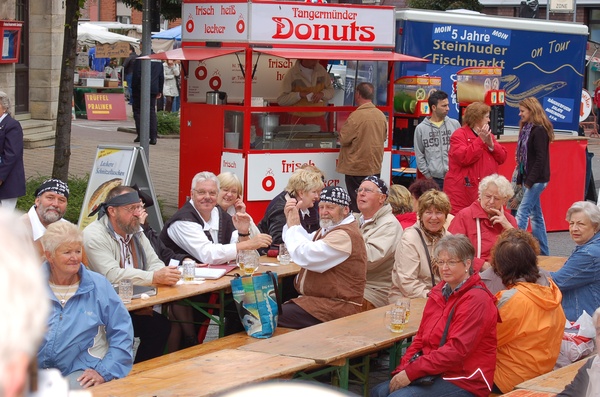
[124,257,300,337]
[239,298,426,393]
[91,349,315,397]
[500,390,557,396]
[515,358,587,394]
[537,256,567,273]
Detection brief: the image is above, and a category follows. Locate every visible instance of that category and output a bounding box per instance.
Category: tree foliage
[53,0,86,181]
[120,0,182,22]
[407,0,483,12]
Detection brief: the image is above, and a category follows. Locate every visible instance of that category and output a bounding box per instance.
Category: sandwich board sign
[78,145,163,233]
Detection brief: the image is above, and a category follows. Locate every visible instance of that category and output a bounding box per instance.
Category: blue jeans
[371,378,475,397]
[125,74,133,104]
[516,182,549,255]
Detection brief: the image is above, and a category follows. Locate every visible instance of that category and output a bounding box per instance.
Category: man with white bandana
[279,186,367,329]
[21,178,69,259]
[356,176,403,310]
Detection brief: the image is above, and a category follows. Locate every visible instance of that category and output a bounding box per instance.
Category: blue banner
[396,20,586,132]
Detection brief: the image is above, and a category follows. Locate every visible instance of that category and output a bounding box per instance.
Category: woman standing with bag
[515,97,553,255]
[373,235,498,397]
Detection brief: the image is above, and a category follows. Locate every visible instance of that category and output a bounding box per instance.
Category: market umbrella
[77,23,139,46]
[152,25,181,41]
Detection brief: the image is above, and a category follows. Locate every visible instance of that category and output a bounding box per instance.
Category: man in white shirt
[279,186,367,329]
[21,179,69,259]
[160,171,272,264]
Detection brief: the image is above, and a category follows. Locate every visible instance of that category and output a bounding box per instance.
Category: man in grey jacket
[83,185,179,363]
[356,176,402,309]
[413,90,461,190]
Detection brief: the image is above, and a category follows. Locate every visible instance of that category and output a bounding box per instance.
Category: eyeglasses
[434,259,463,268]
[193,189,218,197]
[482,193,502,202]
[356,187,381,195]
[122,203,145,214]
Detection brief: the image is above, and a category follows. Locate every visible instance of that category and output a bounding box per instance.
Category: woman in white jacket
[162,60,180,112]
[389,190,451,301]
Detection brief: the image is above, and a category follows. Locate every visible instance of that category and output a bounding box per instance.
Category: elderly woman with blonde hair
[257,166,325,246]
[388,184,417,229]
[37,221,133,389]
[389,189,452,300]
[217,172,260,236]
[449,173,517,272]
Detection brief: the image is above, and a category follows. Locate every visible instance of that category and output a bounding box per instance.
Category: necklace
[50,279,79,306]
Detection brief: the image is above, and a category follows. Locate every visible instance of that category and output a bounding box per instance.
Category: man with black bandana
[83,185,179,362]
[21,178,70,259]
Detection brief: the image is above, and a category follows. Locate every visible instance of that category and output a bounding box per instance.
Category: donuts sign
[182,1,396,47]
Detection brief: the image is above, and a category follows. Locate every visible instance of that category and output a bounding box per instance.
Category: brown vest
[292,222,367,322]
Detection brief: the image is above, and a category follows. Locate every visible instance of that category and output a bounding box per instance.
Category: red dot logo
[209,76,222,91]
[262,176,275,192]
[186,20,194,33]
[195,66,207,80]
[236,19,245,34]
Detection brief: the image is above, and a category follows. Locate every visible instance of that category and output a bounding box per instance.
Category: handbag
[230,271,282,338]
[507,166,524,210]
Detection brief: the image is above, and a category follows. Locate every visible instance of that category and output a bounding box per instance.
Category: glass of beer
[243,250,260,276]
[384,306,406,333]
[396,298,411,321]
[182,259,195,283]
[118,279,133,304]
[278,243,291,265]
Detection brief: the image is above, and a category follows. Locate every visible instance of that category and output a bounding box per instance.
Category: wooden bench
[93,349,315,397]
[515,358,588,394]
[130,327,295,376]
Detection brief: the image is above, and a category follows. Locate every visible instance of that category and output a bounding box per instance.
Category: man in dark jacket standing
[0,91,25,209]
[122,45,138,105]
[131,47,164,145]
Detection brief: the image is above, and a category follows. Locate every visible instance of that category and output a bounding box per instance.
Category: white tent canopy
[78,23,139,46]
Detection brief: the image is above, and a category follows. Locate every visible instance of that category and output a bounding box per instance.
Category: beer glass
[243,250,260,276]
[118,279,133,304]
[182,259,195,282]
[384,306,406,333]
[278,243,291,265]
[396,298,411,321]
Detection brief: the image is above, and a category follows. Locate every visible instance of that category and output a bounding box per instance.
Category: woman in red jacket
[372,235,499,397]
[444,102,507,215]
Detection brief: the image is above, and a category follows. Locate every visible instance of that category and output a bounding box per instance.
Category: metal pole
[140,0,151,161]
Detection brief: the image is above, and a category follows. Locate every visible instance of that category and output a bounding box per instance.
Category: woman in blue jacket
[37,221,133,389]
[551,201,600,321]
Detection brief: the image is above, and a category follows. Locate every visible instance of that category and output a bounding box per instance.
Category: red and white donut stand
[149,0,426,216]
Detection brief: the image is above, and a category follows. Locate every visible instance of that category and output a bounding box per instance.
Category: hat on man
[131,184,154,208]
[320,186,350,207]
[362,175,388,196]
[35,179,70,199]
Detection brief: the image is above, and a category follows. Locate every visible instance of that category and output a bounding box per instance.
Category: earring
[465,269,468,273]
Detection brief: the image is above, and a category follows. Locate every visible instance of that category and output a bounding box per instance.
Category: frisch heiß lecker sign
[182,1,396,47]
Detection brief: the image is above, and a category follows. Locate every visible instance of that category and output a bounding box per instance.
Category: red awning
[140,47,245,61]
[252,48,428,63]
